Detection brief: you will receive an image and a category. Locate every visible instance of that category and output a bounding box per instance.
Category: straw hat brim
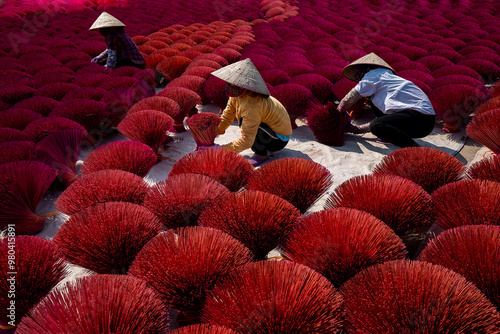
[211,58,270,96]
[342,52,395,82]
[89,12,126,31]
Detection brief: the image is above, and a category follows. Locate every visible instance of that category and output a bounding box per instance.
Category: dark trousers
[251,123,288,156]
[369,105,435,148]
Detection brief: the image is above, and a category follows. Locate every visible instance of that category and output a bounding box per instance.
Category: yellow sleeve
[221,102,261,153]
[218,97,236,135]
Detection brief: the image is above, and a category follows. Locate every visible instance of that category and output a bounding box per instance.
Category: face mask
[354,65,369,81]
[225,83,245,97]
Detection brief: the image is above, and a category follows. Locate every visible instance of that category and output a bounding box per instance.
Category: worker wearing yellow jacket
[211,59,293,167]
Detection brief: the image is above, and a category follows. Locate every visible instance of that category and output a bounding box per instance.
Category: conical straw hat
[89,12,126,31]
[211,58,270,96]
[342,52,395,82]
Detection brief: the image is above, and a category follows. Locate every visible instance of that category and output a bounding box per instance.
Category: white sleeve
[355,79,377,97]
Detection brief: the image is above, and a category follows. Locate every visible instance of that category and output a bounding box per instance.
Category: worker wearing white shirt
[338,53,436,148]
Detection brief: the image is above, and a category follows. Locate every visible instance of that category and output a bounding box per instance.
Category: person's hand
[90,57,98,63]
[337,101,352,117]
[195,144,221,151]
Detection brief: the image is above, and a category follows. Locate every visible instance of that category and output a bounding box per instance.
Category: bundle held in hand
[187,112,222,148]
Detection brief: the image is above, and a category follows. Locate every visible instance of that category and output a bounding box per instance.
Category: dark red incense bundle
[145,53,166,68]
[198,190,301,260]
[429,74,489,95]
[192,53,229,67]
[167,75,206,96]
[128,226,252,319]
[100,87,136,126]
[16,275,170,333]
[331,77,357,101]
[0,127,27,143]
[326,174,433,235]
[270,83,315,128]
[184,65,217,79]
[169,324,238,334]
[466,154,500,182]
[431,64,483,81]
[12,96,60,116]
[143,173,229,228]
[0,141,35,164]
[428,84,488,133]
[213,48,241,63]
[157,56,192,81]
[54,50,91,64]
[0,108,41,130]
[111,66,142,77]
[0,84,35,105]
[399,70,435,86]
[242,54,274,71]
[0,74,35,89]
[423,49,463,63]
[187,59,222,71]
[50,99,110,133]
[34,72,75,89]
[418,225,500,308]
[306,48,338,66]
[201,260,344,333]
[260,68,290,86]
[137,44,156,55]
[279,62,314,77]
[313,64,344,84]
[34,129,88,187]
[158,87,201,114]
[80,141,157,177]
[391,59,430,73]
[54,202,162,274]
[55,169,150,216]
[0,101,9,112]
[326,174,433,256]
[169,147,254,192]
[61,86,107,101]
[34,82,78,101]
[432,179,500,230]
[72,72,110,87]
[466,109,500,154]
[476,97,500,115]
[0,236,68,328]
[306,101,348,146]
[281,208,407,287]
[23,116,86,143]
[417,55,452,71]
[340,260,500,333]
[372,147,465,193]
[144,39,168,49]
[154,48,181,58]
[128,96,181,117]
[0,161,57,234]
[186,112,222,148]
[200,76,229,110]
[169,42,192,52]
[457,58,500,81]
[157,87,201,132]
[246,157,333,214]
[117,110,174,153]
[289,73,334,103]
[98,75,138,91]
